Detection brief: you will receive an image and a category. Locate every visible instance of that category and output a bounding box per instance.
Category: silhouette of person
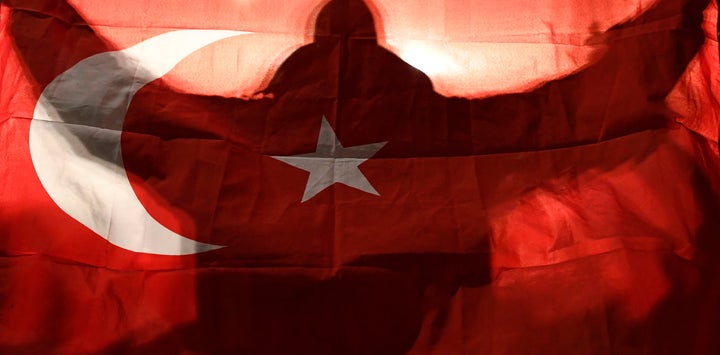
[121,0,711,353]
[128,0,705,161]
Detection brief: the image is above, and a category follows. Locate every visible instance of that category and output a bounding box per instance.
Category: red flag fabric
[1,0,720,353]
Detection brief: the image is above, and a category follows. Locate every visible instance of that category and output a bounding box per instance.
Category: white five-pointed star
[272,117,386,202]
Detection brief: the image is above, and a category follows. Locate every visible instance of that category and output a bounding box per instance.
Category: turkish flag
[1,0,720,354]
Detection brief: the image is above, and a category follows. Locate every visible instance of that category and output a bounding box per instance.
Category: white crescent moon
[29,30,248,255]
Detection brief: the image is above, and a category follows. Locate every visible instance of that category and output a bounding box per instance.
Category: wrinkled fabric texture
[1,0,720,354]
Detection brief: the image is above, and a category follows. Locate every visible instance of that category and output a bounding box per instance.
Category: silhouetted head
[313,0,377,40]
[262,0,432,97]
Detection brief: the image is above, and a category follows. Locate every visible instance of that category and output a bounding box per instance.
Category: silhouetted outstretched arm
[448,0,709,154]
